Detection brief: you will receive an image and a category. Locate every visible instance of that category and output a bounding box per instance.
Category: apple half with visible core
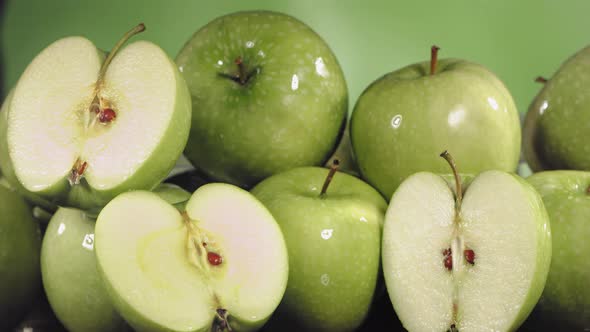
[524,171,590,330]
[95,183,288,332]
[252,163,387,331]
[176,11,348,188]
[42,207,129,332]
[0,184,42,330]
[351,46,520,199]
[523,45,590,171]
[4,23,191,210]
[382,151,551,332]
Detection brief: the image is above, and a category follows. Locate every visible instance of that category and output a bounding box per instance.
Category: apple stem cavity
[218,56,259,86]
[320,159,340,197]
[439,150,462,214]
[535,76,548,84]
[430,45,441,75]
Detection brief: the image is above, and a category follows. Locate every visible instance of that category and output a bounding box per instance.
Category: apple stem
[67,159,88,185]
[320,159,340,197]
[235,57,247,85]
[96,23,146,88]
[535,76,548,84]
[430,45,441,75]
[439,150,462,213]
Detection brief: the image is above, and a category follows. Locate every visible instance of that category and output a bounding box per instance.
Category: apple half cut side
[6,25,191,210]
[382,167,551,332]
[95,183,289,332]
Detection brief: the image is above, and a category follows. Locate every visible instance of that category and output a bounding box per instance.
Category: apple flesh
[382,169,551,331]
[4,25,191,210]
[41,207,129,332]
[525,171,590,330]
[0,184,42,330]
[252,166,387,331]
[351,49,521,198]
[523,45,590,171]
[176,11,348,188]
[94,183,288,332]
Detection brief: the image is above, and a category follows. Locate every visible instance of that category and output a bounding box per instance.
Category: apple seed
[207,251,223,266]
[464,249,475,265]
[99,108,117,123]
[443,247,453,271]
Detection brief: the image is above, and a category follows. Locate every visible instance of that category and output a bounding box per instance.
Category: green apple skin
[252,167,387,331]
[0,90,57,212]
[5,37,191,212]
[526,171,590,330]
[0,184,42,330]
[176,11,348,188]
[350,59,521,199]
[523,46,590,172]
[41,207,129,332]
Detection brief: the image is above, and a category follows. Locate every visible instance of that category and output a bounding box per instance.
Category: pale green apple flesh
[523,45,590,171]
[382,170,551,332]
[41,207,129,332]
[0,184,42,330]
[95,183,288,332]
[251,167,387,331]
[176,11,348,188]
[5,27,191,210]
[526,171,590,330]
[351,57,521,198]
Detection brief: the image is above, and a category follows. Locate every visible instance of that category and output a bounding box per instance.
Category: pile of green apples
[0,10,589,332]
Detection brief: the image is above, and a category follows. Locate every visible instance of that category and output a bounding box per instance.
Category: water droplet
[82,234,94,251]
[391,114,402,129]
[321,229,333,240]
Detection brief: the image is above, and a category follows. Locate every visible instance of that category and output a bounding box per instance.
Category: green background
[1,0,589,114]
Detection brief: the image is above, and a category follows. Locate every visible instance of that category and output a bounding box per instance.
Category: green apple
[382,151,551,332]
[351,46,521,198]
[176,11,348,188]
[41,207,129,332]
[523,45,590,171]
[95,183,288,332]
[525,171,590,330]
[0,184,42,330]
[3,23,191,211]
[251,165,387,331]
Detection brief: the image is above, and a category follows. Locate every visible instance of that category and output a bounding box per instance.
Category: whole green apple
[0,184,42,330]
[252,165,387,331]
[41,207,129,332]
[351,46,520,198]
[3,24,191,211]
[523,45,590,171]
[525,171,590,330]
[176,11,348,188]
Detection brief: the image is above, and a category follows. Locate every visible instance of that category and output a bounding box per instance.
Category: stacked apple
[3,8,589,332]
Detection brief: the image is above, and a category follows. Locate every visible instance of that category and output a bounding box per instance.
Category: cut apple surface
[382,170,551,332]
[95,183,288,332]
[5,26,191,210]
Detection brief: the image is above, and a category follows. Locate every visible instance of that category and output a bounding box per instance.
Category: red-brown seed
[444,255,453,271]
[442,248,451,257]
[207,252,222,266]
[464,249,476,265]
[99,108,116,123]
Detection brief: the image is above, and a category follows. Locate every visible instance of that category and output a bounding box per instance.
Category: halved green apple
[95,183,289,332]
[382,152,552,332]
[5,24,191,210]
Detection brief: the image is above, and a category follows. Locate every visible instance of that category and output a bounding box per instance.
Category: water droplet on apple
[82,234,94,251]
[321,229,333,240]
[291,74,299,91]
[320,273,330,286]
